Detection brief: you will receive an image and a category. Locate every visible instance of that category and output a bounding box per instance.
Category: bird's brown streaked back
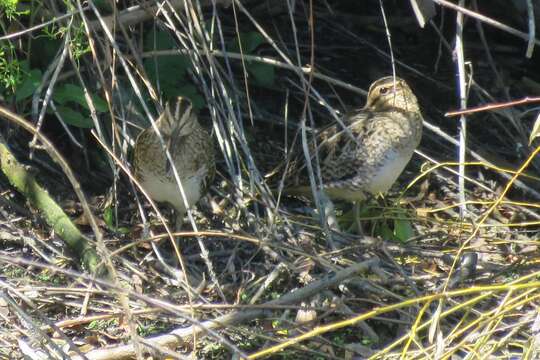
[283,76,423,201]
[133,96,215,228]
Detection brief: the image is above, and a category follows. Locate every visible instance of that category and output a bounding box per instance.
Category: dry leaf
[410,0,436,28]
[529,111,540,145]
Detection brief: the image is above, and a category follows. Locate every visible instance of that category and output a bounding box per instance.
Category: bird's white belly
[139,171,204,213]
[366,151,413,194]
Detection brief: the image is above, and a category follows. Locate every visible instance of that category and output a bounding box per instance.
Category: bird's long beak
[173,97,194,133]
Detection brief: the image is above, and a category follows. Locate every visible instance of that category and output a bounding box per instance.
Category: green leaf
[19,59,30,73]
[116,227,130,234]
[142,28,193,98]
[15,69,42,101]
[53,105,94,128]
[31,36,61,68]
[143,28,175,51]
[103,206,114,229]
[144,56,191,92]
[90,94,108,112]
[247,62,275,87]
[230,32,265,54]
[227,32,273,87]
[53,84,107,112]
[142,28,204,106]
[379,222,394,240]
[0,0,25,19]
[53,84,84,105]
[143,28,192,79]
[393,218,414,242]
[92,0,112,13]
[103,206,129,233]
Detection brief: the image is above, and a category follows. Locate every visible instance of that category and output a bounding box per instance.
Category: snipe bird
[285,76,423,207]
[133,97,215,228]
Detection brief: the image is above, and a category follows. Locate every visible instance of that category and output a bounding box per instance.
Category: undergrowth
[1,0,540,359]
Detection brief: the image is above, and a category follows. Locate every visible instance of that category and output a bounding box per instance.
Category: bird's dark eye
[379,86,390,95]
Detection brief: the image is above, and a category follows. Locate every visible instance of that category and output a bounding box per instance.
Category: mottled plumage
[285,76,423,200]
[133,97,215,227]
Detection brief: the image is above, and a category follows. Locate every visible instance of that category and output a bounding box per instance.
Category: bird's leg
[318,191,340,232]
[171,208,186,260]
[143,207,180,277]
[141,219,151,240]
[317,191,350,249]
[174,211,184,233]
[353,201,365,236]
[150,208,187,283]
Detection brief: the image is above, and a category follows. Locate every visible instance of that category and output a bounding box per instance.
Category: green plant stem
[0,139,101,273]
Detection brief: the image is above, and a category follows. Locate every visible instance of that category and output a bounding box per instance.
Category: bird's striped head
[364,76,419,113]
[159,96,197,137]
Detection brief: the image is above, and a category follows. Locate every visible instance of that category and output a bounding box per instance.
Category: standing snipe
[133,97,215,228]
[285,76,423,202]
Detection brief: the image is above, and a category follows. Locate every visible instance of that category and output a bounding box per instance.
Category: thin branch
[525,0,536,58]
[77,257,379,360]
[445,97,540,117]
[432,0,540,46]
[454,0,468,217]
